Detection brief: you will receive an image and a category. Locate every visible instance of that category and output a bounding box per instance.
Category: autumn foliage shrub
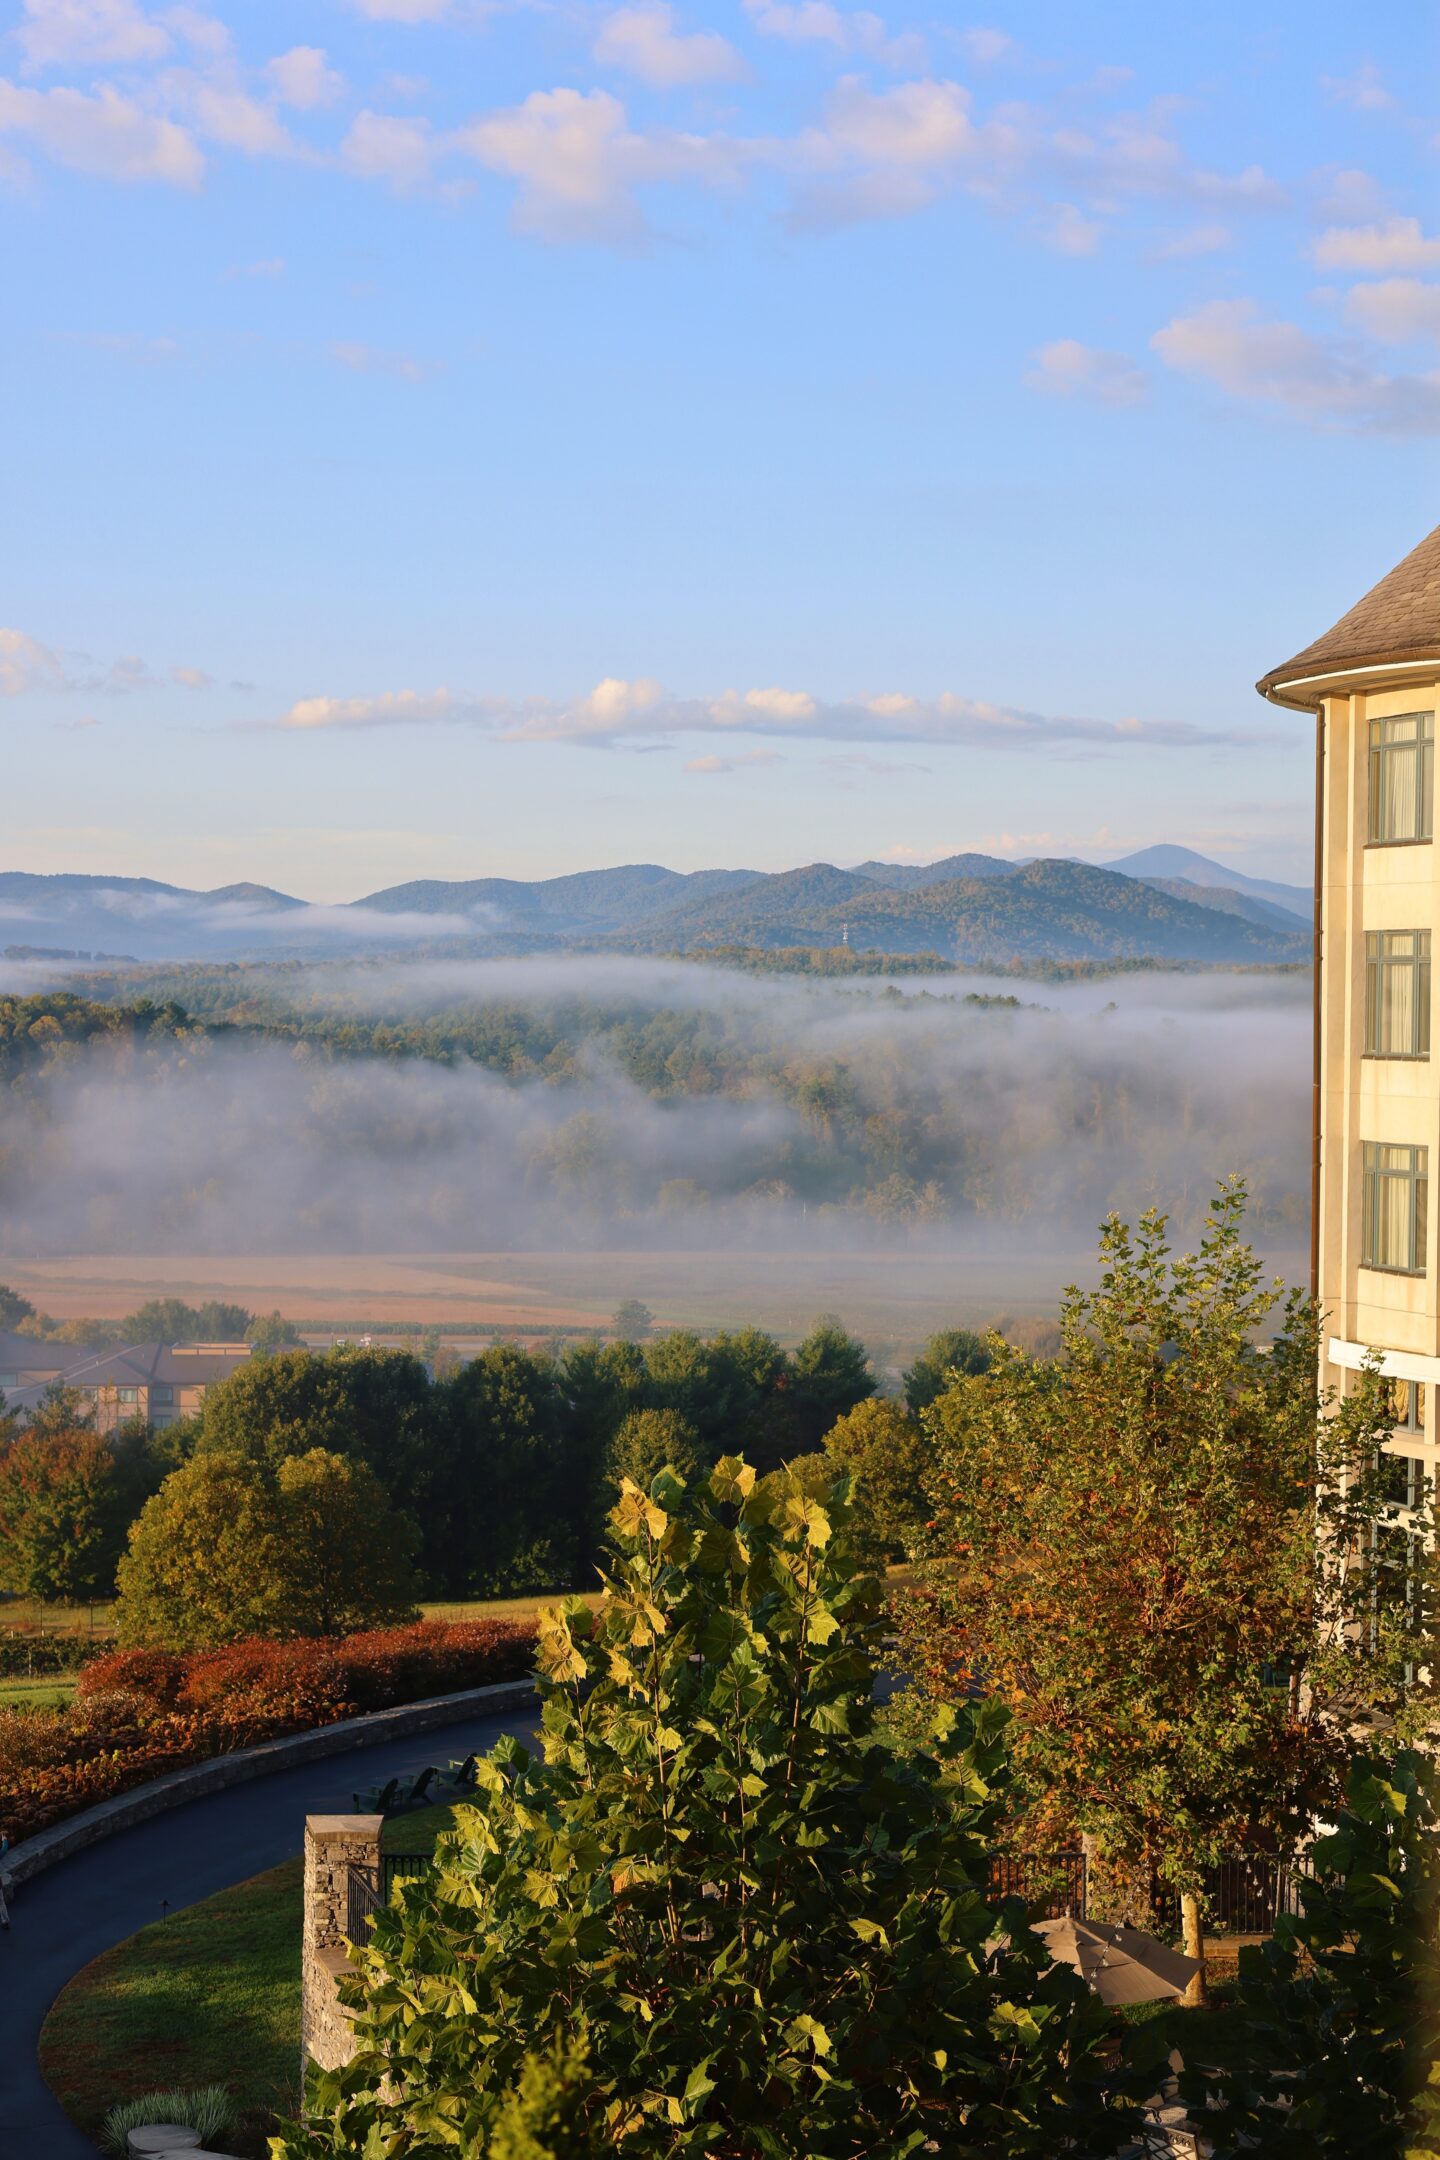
[2,1615,536,1846]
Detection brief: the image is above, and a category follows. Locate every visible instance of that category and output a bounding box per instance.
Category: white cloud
[1322,61,1393,112]
[0,628,65,696]
[329,340,433,381]
[184,82,299,158]
[1025,338,1146,407]
[742,0,923,68]
[271,675,1253,751]
[959,26,1014,64]
[227,256,285,278]
[1343,278,1440,346]
[343,0,453,17]
[14,0,170,71]
[53,328,179,358]
[1148,222,1229,259]
[685,749,783,773]
[340,107,435,190]
[266,47,344,112]
[457,86,737,245]
[1043,200,1101,255]
[0,629,210,695]
[1311,216,1440,273]
[594,4,744,89]
[0,78,202,183]
[1152,297,1440,434]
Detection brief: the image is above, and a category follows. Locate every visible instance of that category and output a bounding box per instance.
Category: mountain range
[0,847,1312,968]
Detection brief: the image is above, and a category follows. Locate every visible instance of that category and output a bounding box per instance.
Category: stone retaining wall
[4,1678,537,1887]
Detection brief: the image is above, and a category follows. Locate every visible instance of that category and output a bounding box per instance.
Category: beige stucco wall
[1318,676,1440,1494]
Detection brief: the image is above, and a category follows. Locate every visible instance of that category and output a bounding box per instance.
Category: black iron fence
[346,1853,435,1940]
[988,1850,1088,1919]
[988,1848,1315,1935]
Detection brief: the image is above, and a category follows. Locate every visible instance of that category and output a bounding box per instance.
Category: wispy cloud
[1152,297,1440,433]
[1321,61,1394,113]
[594,5,745,89]
[684,748,784,773]
[270,675,1263,752]
[0,77,203,184]
[741,0,926,71]
[1025,338,1147,406]
[0,625,210,695]
[1311,216,1440,272]
[329,339,437,381]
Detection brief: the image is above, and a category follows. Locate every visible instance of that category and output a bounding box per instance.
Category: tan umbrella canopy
[1033,1917,1201,2006]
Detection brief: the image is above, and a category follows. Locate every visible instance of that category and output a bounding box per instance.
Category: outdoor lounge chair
[353,1776,400,1815]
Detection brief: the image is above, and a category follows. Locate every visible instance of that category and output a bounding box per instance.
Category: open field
[1,1243,1307,1360]
[1,1598,115,1639]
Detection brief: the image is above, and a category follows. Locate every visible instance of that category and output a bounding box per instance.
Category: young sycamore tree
[276,1458,1147,2160]
[898,1182,1432,2003]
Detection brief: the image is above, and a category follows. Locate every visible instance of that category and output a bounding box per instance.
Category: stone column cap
[306,1813,384,1835]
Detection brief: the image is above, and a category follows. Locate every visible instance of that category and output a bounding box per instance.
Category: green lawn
[0,1673,76,1711]
[39,1805,465,2159]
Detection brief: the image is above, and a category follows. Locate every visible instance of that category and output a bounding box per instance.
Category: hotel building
[1258,521,1440,1511]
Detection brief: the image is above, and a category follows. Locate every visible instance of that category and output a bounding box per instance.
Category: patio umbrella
[1033,1916,1201,2005]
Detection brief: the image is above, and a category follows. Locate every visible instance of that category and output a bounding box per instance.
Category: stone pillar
[301,1813,383,2079]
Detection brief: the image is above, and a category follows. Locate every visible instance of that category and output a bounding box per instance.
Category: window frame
[1361,1140,1429,1276]
[1364,929,1432,1060]
[1367,711,1435,847]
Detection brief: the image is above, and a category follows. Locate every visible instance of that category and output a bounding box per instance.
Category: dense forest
[0,962,1310,1254]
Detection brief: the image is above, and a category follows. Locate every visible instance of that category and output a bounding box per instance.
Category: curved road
[3,1704,537,2156]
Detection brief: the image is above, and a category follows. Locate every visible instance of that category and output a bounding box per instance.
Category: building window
[1388,1377,1427,1435]
[1369,712,1434,844]
[1366,931,1431,1057]
[1380,1450,1428,1510]
[1362,1141,1428,1274]
[117,1387,139,1404]
[152,1384,173,1406]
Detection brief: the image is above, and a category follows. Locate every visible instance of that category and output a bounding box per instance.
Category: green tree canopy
[1190,1748,1440,2159]
[115,1446,420,1647]
[786,1314,874,1452]
[611,1299,654,1341]
[280,1457,1133,2160]
[606,1407,703,1494]
[822,1395,928,1564]
[903,1327,991,1414]
[0,1281,36,1330]
[899,1183,1430,1996]
[0,1425,131,1601]
[245,1310,304,1352]
[121,1297,253,1343]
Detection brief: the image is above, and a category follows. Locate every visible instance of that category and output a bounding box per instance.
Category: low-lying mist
[0,957,1310,1261]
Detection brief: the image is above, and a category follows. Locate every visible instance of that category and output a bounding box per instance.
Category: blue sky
[2,0,1436,897]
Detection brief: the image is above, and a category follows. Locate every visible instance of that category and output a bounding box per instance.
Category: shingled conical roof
[1258,521,1440,708]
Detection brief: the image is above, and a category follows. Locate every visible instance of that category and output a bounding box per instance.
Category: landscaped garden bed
[0,1619,536,1846]
[39,1804,462,2160]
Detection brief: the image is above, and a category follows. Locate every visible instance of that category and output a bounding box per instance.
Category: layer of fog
[0,956,1309,1263]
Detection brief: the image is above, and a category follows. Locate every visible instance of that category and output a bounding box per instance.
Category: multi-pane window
[1362,1141,1428,1274]
[1388,1376,1428,1435]
[1379,1451,1428,1510]
[1366,931,1431,1057]
[1369,712,1434,844]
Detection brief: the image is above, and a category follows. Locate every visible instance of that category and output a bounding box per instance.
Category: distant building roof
[60,1342,253,1389]
[0,1332,95,1376]
[1259,522,1440,708]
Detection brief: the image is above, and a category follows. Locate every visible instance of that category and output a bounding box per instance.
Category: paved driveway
[2,1704,536,2156]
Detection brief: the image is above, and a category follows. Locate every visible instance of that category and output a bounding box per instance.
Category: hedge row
[0,1630,109,1679]
[0,1617,537,1846]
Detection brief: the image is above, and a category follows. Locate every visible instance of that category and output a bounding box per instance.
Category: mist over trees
[0,962,1309,1258]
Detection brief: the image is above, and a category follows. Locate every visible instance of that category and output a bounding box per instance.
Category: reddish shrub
[1,1614,537,1848]
[76,1648,187,1709]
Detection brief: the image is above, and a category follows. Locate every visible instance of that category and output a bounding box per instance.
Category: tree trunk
[1179,1890,1208,2007]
